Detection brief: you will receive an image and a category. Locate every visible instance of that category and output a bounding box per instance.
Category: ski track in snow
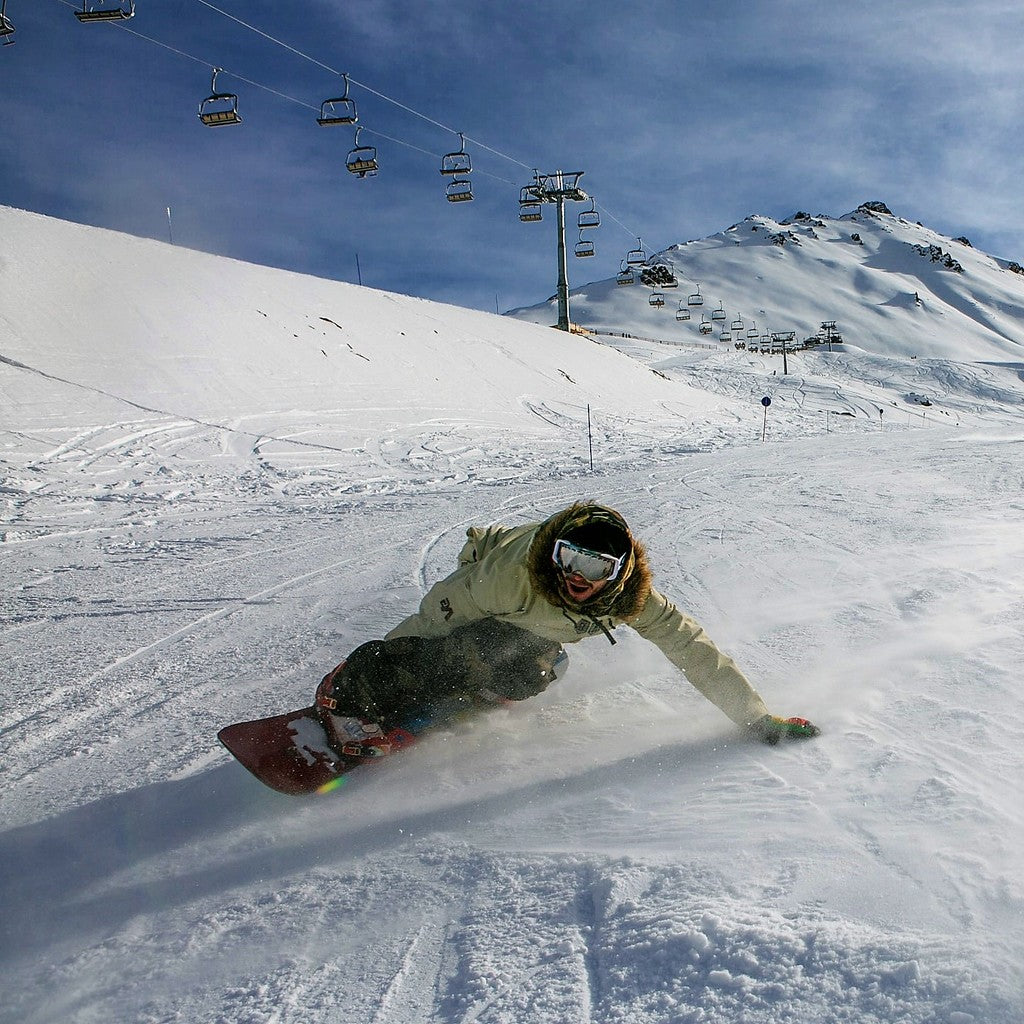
[3,207,1024,1023]
[5,421,1024,1023]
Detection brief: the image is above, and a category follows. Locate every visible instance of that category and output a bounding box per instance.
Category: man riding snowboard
[316,502,819,749]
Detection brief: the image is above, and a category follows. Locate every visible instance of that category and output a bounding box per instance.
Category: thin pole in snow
[166,207,173,245]
[355,252,362,286]
[587,404,594,471]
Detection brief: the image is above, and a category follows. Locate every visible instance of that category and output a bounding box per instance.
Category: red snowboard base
[220,693,505,795]
[218,707,383,795]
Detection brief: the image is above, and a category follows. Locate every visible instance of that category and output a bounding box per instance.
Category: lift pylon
[519,171,589,331]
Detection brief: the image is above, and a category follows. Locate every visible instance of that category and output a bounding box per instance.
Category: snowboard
[218,707,419,795]
[219,694,498,795]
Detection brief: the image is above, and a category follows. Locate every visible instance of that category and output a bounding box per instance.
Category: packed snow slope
[510,201,1024,362]
[2,205,1024,1024]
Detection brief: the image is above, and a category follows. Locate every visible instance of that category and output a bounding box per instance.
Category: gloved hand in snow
[749,714,821,746]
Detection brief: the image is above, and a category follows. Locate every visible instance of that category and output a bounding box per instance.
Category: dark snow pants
[319,619,565,729]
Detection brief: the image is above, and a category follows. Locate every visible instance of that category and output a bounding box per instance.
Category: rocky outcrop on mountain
[912,243,965,273]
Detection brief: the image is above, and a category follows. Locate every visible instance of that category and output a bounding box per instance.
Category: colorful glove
[749,714,821,746]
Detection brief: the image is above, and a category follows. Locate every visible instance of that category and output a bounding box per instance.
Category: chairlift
[687,286,704,306]
[731,317,744,332]
[519,185,542,221]
[747,322,759,340]
[440,132,472,176]
[445,176,473,203]
[711,302,726,321]
[0,0,14,44]
[577,198,600,231]
[75,0,134,21]
[719,331,732,343]
[649,291,665,308]
[318,74,358,126]
[626,238,647,266]
[616,263,635,286]
[346,126,378,177]
[198,68,242,127]
[675,305,691,322]
[699,315,713,335]
[574,233,595,258]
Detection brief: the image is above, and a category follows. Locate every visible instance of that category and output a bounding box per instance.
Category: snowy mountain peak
[511,202,1024,361]
[851,200,895,216]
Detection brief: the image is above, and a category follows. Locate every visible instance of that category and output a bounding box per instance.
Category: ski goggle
[552,538,627,583]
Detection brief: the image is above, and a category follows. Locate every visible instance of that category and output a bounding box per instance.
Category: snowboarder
[316,502,819,748]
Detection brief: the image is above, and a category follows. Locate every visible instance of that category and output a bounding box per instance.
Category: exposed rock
[912,243,964,273]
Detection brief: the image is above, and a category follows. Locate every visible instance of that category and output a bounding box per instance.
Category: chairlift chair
[626,238,647,266]
[75,0,134,22]
[318,75,358,126]
[719,331,732,343]
[440,132,472,176]
[732,318,744,332]
[687,287,704,306]
[574,234,595,258]
[445,176,473,203]
[747,322,759,340]
[346,127,378,177]
[649,292,665,308]
[577,199,600,231]
[198,68,242,127]
[616,263,635,286]
[0,0,13,44]
[711,302,726,321]
[675,305,691,322]
[519,185,542,221]
[699,316,713,335]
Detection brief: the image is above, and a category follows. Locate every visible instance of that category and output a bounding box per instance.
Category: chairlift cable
[193,0,534,173]
[350,127,517,186]
[195,0,338,75]
[53,0,658,249]
[53,0,519,184]
[55,0,314,110]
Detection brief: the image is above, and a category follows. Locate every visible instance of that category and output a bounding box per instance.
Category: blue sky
[4,0,1023,314]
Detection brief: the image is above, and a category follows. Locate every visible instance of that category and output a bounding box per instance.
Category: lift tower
[520,171,589,331]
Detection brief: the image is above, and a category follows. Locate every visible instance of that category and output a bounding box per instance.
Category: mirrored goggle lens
[552,539,624,582]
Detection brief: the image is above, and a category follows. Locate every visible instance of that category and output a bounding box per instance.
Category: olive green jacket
[386,504,770,728]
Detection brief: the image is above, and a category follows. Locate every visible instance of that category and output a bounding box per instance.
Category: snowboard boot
[314,661,416,761]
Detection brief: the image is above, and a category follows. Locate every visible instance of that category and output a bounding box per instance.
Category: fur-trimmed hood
[526,502,652,621]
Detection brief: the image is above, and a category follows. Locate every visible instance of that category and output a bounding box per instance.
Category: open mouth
[564,574,594,599]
